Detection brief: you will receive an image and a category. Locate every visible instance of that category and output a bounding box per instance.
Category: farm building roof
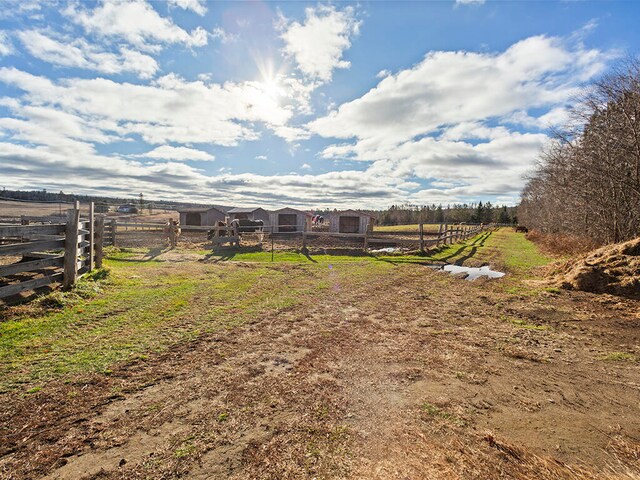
[228,207,267,214]
[328,209,375,217]
[178,205,230,214]
[272,207,311,214]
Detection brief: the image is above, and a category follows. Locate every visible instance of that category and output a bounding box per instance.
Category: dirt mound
[552,237,640,298]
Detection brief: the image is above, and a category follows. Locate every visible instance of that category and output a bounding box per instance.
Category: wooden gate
[0,202,106,300]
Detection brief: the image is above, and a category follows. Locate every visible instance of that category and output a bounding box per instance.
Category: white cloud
[310,35,607,144]
[136,145,215,161]
[0,138,409,208]
[301,163,311,170]
[0,68,295,147]
[455,0,485,5]
[211,27,237,44]
[65,0,208,52]
[0,0,43,21]
[0,31,14,56]
[255,155,267,160]
[167,0,207,16]
[310,34,612,202]
[279,5,360,82]
[18,30,158,78]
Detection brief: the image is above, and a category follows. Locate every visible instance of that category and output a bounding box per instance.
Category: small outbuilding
[178,206,227,226]
[117,204,138,214]
[227,207,270,224]
[327,210,375,234]
[269,207,312,233]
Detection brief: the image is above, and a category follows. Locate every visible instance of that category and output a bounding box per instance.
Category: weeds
[601,352,638,362]
[420,402,464,426]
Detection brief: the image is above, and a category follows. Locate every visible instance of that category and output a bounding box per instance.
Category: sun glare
[259,75,284,100]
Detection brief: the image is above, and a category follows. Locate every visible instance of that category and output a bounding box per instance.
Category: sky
[0,0,638,209]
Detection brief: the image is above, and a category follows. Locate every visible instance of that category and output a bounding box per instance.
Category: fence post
[63,201,80,289]
[419,223,424,253]
[95,215,104,268]
[363,223,369,252]
[111,219,117,246]
[88,202,95,272]
[302,221,307,249]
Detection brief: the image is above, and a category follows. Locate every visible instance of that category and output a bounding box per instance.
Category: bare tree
[520,58,640,244]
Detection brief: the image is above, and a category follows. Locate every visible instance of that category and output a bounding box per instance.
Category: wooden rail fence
[103,219,493,253]
[0,202,106,300]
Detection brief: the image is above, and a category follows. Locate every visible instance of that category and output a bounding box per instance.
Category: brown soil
[552,237,640,299]
[1,259,639,479]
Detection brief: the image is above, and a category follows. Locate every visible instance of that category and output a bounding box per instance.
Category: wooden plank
[116,222,165,227]
[0,239,65,256]
[19,234,65,241]
[176,225,213,232]
[363,223,369,251]
[111,219,117,246]
[0,272,63,299]
[63,203,80,289]
[23,252,63,260]
[19,215,65,224]
[307,231,366,238]
[0,224,65,237]
[372,230,421,236]
[95,216,104,268]
[419,223,424,253]
[0,256,64,277]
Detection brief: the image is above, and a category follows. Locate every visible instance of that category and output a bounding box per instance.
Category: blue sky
[0,0,638,208]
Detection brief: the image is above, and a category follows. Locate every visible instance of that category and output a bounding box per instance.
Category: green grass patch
[600,352,638,362]
[374,224,442,233]
[489,231,552,273]
[421,402,464,426]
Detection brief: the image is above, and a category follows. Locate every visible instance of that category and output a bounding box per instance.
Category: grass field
[374,223,443,232]
[1,228,638,480]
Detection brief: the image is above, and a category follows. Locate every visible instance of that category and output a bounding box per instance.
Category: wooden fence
[0,202,106,300]
[103,220,492,252]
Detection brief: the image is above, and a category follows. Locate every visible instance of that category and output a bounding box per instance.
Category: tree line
[374,203,517,226]
[519,59,640,244]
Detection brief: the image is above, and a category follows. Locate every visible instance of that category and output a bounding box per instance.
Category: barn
[227,207,270,224]
[269,207,312,233]
[178,206,228,226]
[327,210,375,234]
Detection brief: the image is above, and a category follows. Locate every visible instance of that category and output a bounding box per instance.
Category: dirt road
[1,230,638,479]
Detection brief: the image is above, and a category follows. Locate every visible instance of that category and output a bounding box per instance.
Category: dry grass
[549,236,640,298]
[526,230,598,256]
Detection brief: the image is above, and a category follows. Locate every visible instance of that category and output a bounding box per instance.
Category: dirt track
[1,232,639,479]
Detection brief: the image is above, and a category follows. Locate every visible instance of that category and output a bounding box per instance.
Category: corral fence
[103,220,494,253]
[0,202,106,300]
